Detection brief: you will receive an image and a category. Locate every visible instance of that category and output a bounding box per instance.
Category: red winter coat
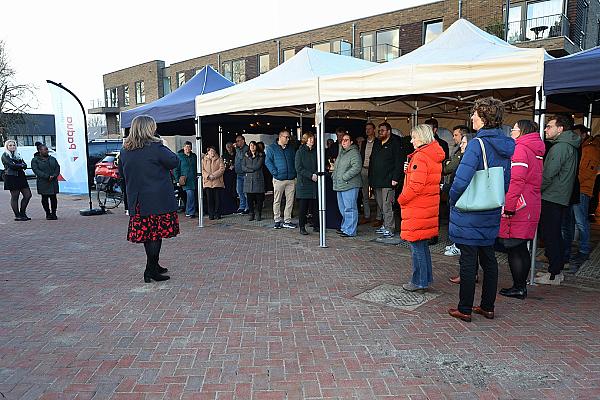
[499,133,545,240]
[398,141,445,242]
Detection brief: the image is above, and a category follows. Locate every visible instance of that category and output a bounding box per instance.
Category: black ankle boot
[257,212,262,221]
[20,212,31,221]
[50,213,58,220]
[299,226,309,235]
[46,213,53,220]
[144,259,170,283]
[499,287,527,299]
[156,264,169,274]
[249,213,255,221]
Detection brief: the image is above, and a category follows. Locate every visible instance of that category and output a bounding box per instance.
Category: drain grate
[355,283,442,311]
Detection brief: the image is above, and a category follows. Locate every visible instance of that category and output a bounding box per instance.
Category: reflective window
[135,81,145,104]
[360,32,375,61]
[222,62,232,81]
[163,76,171,96]
[333,40,352,56]
[313,42,330,52]
[376,29,400,62]
[259,54,270,74]
[232,59,246,84]
[423,20,443,44]
[283,48,295,62]
[123,85,129,106]
[177,72,186,87]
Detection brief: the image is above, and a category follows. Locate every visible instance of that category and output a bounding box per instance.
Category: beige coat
[202,156,225,188]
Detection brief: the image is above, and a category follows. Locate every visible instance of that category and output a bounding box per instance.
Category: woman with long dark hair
[2,140,32,221]
[295,132,319,235]
[242,141,265,221]
[119,115,180,283]
[498,120,544,299]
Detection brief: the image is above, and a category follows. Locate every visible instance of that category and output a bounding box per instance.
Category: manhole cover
[354,283,442,311]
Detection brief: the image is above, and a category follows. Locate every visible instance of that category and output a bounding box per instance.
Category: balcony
[356,44,402,63]
[88,99,120,115]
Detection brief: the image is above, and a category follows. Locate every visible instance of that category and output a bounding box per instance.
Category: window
[104,88,110,107]
[332,40,352,56]
[123,85,129,106]
[105,87,118,107]
[258,54,270,74]
[135,81,145,104]
[232,59,246,84]
[423,19,443,44]
[313,42,330,52]
[163,76,172,96]
[360,32,375,61]
[222,62,232,81]
[526,0,564,41]
[222,59,246,84]
[376,28,400,62]
[283,48,295,62]
[177,72,186,87]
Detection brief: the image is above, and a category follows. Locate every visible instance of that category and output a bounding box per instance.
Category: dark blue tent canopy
[544,46,600,96]
[121,65,233,128]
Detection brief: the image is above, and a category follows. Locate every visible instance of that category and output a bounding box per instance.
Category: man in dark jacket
[174,141,198,218]
[537,115,581,285]
[234,135,249,214]
[368,122,403,238]
[265,129,297,229]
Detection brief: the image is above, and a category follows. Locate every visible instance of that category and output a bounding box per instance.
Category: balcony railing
[356,44,402,63]
[486,14,570,44]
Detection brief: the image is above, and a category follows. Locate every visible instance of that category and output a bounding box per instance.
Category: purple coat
[499,133,545,240]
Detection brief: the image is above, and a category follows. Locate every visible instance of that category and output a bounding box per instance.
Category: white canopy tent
[195,48,376,245]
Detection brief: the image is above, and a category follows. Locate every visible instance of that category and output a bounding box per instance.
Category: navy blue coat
[119,142,180,216]
[449,128,515,246]
[265,142,296,181]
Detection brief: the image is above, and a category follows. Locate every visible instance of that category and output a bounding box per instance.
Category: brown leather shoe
[448,308,471,322]
[472,306,494,319]
[371,219,383,228]
[358,217,370,225]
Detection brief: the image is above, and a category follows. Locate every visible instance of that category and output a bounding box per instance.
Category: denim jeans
[236,175,248,210]
[185,189,196,216]
[409,240,433,288]
[336,188,359,236]
[573,193,591,255]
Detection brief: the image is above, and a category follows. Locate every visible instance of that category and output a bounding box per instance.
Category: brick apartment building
[90,0,600,133]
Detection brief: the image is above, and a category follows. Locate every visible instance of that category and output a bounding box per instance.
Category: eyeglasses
[342,138,351,142]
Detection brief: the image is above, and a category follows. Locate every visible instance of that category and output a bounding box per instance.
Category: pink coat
[499,133,545,240]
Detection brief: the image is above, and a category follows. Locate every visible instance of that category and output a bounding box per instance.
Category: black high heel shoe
[499,287,527,299]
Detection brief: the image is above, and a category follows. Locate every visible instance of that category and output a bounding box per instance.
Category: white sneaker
[445,243,454,251]
[535,272,563,285]
[375,226,387,234]
[444,245,461,256]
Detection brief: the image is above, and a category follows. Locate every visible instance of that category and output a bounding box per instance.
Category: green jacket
[31,153,60,195]
[332,144,362,192]
[174,150,198,190]
[294,144,317,199]
[541,130,581,206]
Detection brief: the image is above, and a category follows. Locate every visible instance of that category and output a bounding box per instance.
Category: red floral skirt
[127,204,180,243]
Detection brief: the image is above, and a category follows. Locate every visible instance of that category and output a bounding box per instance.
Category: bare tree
[87,114,106,128]
[0,40,37,144]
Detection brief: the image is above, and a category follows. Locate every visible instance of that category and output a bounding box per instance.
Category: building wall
[103,60,165,111]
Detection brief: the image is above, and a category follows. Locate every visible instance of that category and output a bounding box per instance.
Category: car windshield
[100,155,116,163]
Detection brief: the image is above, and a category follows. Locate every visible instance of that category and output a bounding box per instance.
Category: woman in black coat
[119,115,180,283]
[295,132,319,235]
[2,140,32,221]
[242,141,265,221]
[31,144,61,220]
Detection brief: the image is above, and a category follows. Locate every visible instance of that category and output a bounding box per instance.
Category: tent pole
[529,85,546,285]
[587,101,593,129]
[316,102,327,248]
[218,125,223,156]
[196,117,204,228]
[299,112,303,140]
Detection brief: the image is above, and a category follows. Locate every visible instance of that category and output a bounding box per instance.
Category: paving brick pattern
[1,189,600,399]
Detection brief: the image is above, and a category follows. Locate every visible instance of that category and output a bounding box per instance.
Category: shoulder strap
[476,138,488,170]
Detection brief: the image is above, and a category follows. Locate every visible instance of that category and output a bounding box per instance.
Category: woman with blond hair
[118,115,180,283]
[2,139,32,221]
[398,124,445,291]
[295,132,319,235]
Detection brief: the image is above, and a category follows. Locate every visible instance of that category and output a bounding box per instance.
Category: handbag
[455,138,505,212]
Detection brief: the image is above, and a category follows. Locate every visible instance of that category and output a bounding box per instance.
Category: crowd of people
[4,100,600,322]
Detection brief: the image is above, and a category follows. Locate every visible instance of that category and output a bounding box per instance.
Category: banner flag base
[80,208,107,216]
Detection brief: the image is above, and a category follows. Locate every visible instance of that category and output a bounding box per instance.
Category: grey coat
[242,153,265,193]
[31,153,60,195]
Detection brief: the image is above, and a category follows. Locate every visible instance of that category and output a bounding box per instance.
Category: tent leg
[529,86,546,286]
[218,125,223,156]
[316,102,327,248]
[587,102,593,130]
[196,117,204,228]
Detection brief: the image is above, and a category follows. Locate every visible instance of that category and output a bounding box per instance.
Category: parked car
[94,152,120,179]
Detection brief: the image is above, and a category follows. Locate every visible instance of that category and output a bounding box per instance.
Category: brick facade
[97,0,596,117]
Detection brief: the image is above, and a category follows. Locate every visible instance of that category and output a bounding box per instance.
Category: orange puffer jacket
[398,141,446,242]
[579,137,600,197]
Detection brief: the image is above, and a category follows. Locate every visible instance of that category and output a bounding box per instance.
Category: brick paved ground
[1,187,600,400]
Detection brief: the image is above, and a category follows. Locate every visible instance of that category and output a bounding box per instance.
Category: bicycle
[95,175,123,209]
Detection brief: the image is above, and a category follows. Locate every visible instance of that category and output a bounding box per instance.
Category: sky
[1,0,434,116]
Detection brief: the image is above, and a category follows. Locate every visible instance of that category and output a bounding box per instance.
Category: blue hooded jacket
[265,142,297,181]
[449,128,515,246]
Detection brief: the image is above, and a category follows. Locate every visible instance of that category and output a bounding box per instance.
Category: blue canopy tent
[544,46,600,118]
[120,65,234,129]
